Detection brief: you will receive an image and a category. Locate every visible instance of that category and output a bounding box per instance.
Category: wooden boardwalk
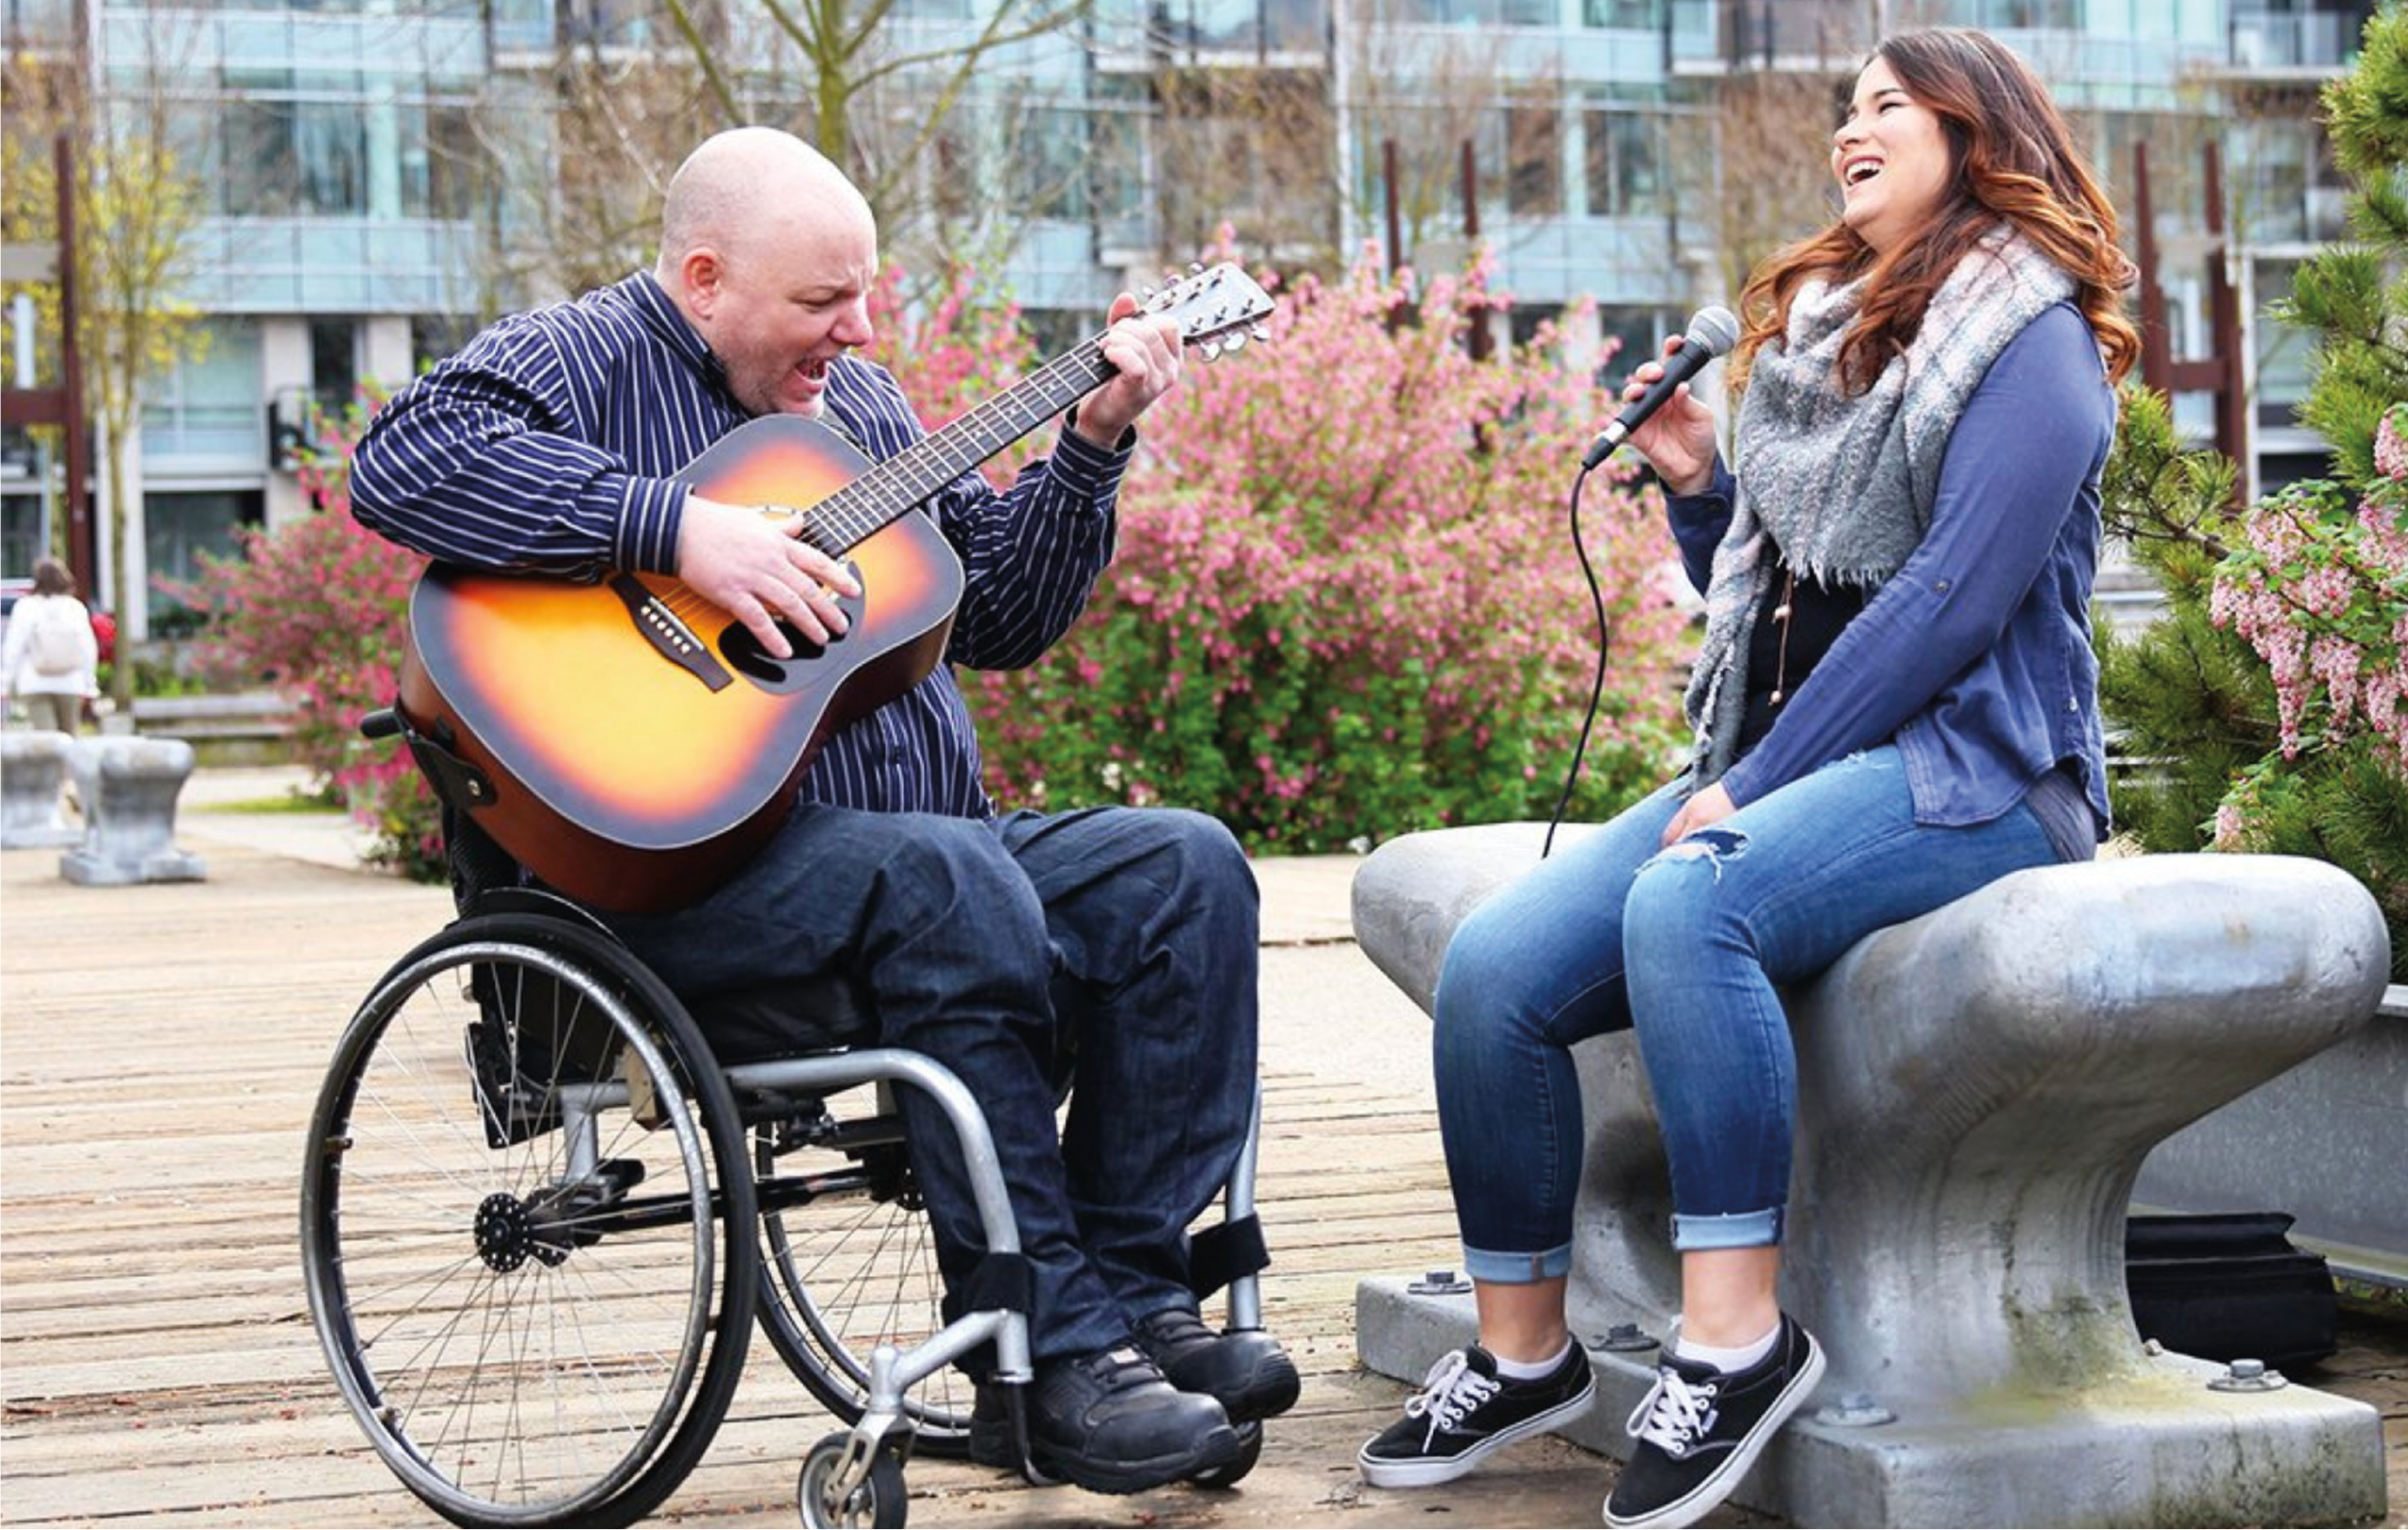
[1,809,2400,1528]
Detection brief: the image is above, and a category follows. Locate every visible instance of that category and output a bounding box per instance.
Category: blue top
[349,271,1131,821]
[1664,301,2115,838]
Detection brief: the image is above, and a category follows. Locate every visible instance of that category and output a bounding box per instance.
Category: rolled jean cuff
[1462,1241,1575,1285]
[1670,1207,1783,1251]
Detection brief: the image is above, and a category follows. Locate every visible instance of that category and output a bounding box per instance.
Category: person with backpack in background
[2,558,101,733]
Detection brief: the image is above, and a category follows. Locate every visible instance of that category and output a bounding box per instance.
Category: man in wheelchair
[347,126,1297,1495]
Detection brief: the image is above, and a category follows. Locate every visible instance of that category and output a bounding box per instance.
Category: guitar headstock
[1140,262,1275,361]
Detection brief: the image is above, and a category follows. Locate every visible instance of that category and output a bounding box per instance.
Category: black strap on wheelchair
[1185,1215,1270,1301]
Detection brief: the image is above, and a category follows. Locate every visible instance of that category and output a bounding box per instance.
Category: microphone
[1581,306,1740,471]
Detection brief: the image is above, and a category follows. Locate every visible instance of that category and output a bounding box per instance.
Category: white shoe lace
[1404,1349,1502,1440]
[1625,1365,1719,1458]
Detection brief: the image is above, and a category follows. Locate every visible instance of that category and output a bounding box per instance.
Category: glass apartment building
[0,0,2372,632]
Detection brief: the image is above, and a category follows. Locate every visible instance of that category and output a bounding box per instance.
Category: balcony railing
[2228,9,2364,71]
[182,217,483,315]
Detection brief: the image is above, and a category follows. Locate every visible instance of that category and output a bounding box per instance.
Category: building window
[1507,99,1562,217]
[1594,304,1681,383]
[2253,258,2314,431]
[219,73,371,217]
[312,319,361,419]
[146,489,263,629]
[1926,0,2081,28]
[402,103,486,222]
[143,320,262,467]
[1584,109,1670,217]
[1583,0,1665,26]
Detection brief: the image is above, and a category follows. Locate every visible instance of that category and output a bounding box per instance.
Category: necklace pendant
[1770,690,1785,704]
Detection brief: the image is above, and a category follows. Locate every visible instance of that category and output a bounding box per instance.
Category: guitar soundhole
[713,584,863,693]
[720,622,829,682]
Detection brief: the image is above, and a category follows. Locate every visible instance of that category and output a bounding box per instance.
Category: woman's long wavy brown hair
[1732,28,2140,394]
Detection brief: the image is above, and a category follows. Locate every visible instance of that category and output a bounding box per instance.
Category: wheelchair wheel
[301,913,759,1528]
[752,1089,976,1458]
[797,1429,908,1528]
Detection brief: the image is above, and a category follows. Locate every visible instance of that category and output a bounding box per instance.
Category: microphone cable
[1542,458,1615,860]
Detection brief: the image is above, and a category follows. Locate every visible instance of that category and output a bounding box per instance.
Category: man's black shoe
[1132,1306,1302,1424]
[966,1342,1242,1494]
[1604,1314,1825,1528]
[1356,1342,1595,1487]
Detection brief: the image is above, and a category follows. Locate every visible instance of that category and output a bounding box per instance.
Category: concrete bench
[60,735,205,886]
[130,691,294,766]
[1351,823,2389,1527]
[1,729,84,848]
[128,690,294,737]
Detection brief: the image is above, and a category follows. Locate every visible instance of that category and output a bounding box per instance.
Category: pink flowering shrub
[2206,402,2408,844]
[960,247,1689,849]
[179,393,447,879]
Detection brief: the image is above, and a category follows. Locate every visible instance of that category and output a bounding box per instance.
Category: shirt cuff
[610,477,688,575]
[1716,753,1764,810]
[1664,459,1735,517]
[1051,412,1133,504]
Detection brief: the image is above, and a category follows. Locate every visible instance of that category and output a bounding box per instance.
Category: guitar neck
[801,339,1114,557]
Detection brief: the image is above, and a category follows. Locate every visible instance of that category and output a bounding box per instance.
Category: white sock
[1672,1321,1778,1375]
[1493,1340,1573,1380]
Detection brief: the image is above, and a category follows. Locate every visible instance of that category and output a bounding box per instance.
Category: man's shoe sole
[1046,1424,1244,1494]
[1602,1334,1827,1529]
[1355,1377,1596,1489]
[970,1416,1244,1495]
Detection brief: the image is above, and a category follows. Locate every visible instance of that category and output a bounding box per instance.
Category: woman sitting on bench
[1356,27,2140,1528]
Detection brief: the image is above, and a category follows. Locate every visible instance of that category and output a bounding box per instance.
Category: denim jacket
[1663,301,2115,839]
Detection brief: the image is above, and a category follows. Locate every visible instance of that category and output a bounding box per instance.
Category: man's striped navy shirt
[349,270,1129,820]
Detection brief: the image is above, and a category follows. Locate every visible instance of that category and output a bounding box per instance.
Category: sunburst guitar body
[390,260,1275,912]
[400,418,958,911]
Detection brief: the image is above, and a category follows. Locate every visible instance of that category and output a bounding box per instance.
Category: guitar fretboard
[799,340,1115,557]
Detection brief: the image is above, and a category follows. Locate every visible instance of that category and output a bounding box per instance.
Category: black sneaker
[1604,1314,1826,1529]
[1133,1306,1302,1424]
[967,1342,1242,1494]
[1356,1342,1596,1488]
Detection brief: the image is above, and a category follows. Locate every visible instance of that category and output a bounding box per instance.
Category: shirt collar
[615,270,729,392]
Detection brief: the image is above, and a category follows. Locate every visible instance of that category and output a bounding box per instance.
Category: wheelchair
[300,712,1273,1528]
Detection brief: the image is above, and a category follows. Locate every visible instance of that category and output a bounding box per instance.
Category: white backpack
[28,602,86,677]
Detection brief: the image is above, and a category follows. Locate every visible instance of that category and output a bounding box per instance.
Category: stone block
[2,729,83,848]
[60,735,205,886]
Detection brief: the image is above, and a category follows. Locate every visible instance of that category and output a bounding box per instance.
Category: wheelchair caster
[1187,1418,1264,1489]
[799,1430,907,1528]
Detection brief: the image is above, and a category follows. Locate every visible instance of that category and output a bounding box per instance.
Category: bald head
[656,128,880,418]
[657,128,874,279]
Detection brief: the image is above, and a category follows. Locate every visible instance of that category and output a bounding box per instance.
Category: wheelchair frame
[301,714,1271,1528]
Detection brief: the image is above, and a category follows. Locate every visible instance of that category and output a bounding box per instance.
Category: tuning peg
[1249,323,1271,343]
[1220,330,1247,353]
[1137,284,1158,303]
[1198,340,1223,362]
[1190,261,1205,275]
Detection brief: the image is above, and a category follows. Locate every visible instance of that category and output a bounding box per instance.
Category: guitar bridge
[610,573,734,692]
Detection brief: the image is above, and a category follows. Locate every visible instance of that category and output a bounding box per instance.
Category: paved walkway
[1,767,2400,1527]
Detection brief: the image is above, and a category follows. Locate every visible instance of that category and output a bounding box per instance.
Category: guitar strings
[804,342,1115,550]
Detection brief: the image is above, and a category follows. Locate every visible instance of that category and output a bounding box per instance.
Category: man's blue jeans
[1434,747,2060,1282]
[599,801,1261,1362]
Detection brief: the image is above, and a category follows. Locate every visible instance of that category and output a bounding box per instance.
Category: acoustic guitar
[393,262,1275,912]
